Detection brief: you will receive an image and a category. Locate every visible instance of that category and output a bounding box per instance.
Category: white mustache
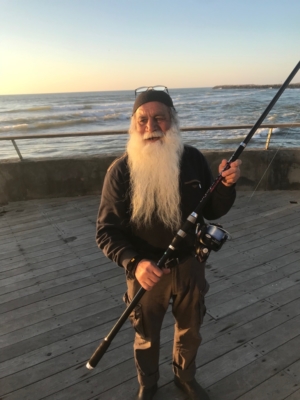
[143,131,164,140]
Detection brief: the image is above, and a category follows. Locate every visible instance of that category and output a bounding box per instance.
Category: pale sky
[1,0,299,95]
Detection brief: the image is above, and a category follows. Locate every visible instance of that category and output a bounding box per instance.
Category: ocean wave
[254,127,280,138]
[2,103,99,114]
[28,106,53,112]
[266,114,278,121]
[33,117,98,130]
[102,113,129,121]
[0,110,130,129]
[0,117,98,132]
[218,137,245,144]
[50,102,130,112]
[2,105,53,113]
[282,112,298,118]
[0,124,28,132]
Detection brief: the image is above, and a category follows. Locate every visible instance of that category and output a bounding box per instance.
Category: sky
[0,0,300,95]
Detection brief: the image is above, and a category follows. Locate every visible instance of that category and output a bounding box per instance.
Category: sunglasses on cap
[135,85,169,98]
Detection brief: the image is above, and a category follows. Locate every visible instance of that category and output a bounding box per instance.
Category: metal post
[265,128,273,150]
[11,140,24,161]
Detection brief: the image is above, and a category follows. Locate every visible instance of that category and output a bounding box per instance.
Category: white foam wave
[2,102,131,115]
[0,109,130,131]
[0,124,28,132]
[267,114,278,121]
[2,105,53,113]
[0,117,98,132]
[254,127,280,138]
[102,113,128,121]
[28,106,52,112]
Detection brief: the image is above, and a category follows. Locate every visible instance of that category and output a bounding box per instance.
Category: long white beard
[127,122,184,231]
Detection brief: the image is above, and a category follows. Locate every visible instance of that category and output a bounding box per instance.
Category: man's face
[134,101,172,142]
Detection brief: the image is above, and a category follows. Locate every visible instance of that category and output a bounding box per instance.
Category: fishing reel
[195,222,230,263]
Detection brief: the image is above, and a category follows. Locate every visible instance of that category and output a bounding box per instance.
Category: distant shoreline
[213,83,300,89]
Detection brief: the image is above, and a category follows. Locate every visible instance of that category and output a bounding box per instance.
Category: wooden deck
[1,191,300,400]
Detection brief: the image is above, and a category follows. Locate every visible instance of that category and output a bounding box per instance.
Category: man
[96,87,241,400]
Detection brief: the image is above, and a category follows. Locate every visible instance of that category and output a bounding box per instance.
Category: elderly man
[96,87,241,400]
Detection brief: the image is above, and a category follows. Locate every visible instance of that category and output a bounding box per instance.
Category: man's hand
[219,159,242,187]
[135,259,170,291]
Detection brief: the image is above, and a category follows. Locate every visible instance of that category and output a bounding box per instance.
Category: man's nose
[146,118,158,132]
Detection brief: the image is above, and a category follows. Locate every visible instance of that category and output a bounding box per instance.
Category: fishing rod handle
[86,285,146,369]
[86,339,111,370]
[86,250,176,370]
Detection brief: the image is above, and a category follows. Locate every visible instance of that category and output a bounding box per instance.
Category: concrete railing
[1,149,300,205]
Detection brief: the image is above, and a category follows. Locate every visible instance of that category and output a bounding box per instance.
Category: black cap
[132,90,174,115]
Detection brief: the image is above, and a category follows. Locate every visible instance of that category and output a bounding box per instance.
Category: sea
[0,87,299,160]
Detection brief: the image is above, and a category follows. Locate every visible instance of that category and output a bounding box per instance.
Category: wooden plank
[3,294,295,399]
[0,269,93,305]
[267,279,300,306]
[0,275,97,313]
[0,263,90,296]
[250,315,300,354]
[1,191,300,400]
[236,370,299,400]
[0,255,83,281]
[284,389,300,400]
[0,282,108,324]
[208,278,297,319]
[0,312,174,382]
[0,288,124,336]
[207,270,288,308]
[0,303,126,364]
[205,334,300,400]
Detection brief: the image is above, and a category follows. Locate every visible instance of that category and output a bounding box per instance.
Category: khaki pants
[124,256,208,388]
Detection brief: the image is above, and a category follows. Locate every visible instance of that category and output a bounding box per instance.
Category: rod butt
[86,362,94,370]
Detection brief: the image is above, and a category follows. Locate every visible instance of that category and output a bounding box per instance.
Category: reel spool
[195,223,230,262]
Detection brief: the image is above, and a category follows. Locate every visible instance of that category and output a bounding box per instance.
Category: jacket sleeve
[96,160,139,269]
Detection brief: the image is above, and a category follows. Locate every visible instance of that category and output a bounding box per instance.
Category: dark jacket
[96,145,236,268]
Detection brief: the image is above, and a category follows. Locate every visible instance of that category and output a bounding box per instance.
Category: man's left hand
[219,159,242,187]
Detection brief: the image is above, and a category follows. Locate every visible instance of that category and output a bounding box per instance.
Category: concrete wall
[1,149,300,205]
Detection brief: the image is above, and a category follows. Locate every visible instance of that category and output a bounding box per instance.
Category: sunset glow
[1,0,299,95]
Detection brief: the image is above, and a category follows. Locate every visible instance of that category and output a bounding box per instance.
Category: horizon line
[1,82,300,97]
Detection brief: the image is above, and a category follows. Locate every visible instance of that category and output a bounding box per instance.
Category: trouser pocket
[123,292,146,338]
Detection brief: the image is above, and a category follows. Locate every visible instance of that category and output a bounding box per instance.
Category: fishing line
[248,149,280,200]
[249,108,300,200]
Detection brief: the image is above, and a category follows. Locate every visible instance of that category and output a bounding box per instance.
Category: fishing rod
[86,61,300,370]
